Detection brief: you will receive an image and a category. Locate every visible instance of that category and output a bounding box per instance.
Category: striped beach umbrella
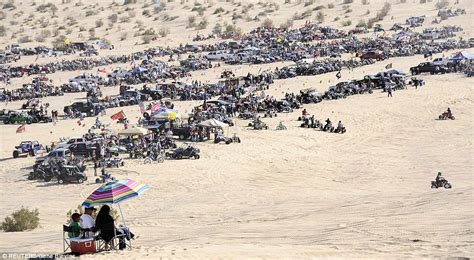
[82,178,149,243]
[82,178,149,207]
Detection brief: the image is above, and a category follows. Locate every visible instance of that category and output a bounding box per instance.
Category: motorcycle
[438,112,455,120]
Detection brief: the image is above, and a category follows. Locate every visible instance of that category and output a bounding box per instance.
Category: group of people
[67,205,134,250]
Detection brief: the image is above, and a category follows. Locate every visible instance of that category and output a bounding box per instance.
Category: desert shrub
[197,18,208,29]
[187,15,196,28]
[120,32,128,41]
[212,23,222,34]
[439,12,448,20]
[343,0,353,4]
[213,7,224,14]
[341,20,352,26]
[119,16,130,23]
[435,0,449,9]
[334,17,340,21]
[141,35,154,44]
[345,8,352,13]
[361,0,369,4]
[95,19,104,27]
[304,0,315,7]
[313,5,325,11]
[0,10,6,20]
[18,36,32,43]
[367,17,377,28]
[400,0,407,3]
[142,28,156,36]
[142,9,151,16]
[375,2,391,21]
[316,11,324,23]
[327,3,335,9]
[124,0,137,4]
[158,27,170,37]
[0,26,6,37]
[3,1,16,10]
[261,18,273,28]
[108,13,118,23]
[1,208,39,232]
[280,18,293,29]
[356,19,367,28]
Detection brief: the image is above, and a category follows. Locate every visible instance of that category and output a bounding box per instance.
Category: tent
[151,108,180,120]
[118,127,148,136]
[449,50,474,60]
[198,118,228,128]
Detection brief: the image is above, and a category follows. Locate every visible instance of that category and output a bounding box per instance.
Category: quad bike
[248,118,269,130]
[264,109,278,118]
[144,151,165,164]
[276,122,287,130]
[438,112,455,120]
[322,123,335,132]
[431,179,452,189]
[57,165,87,184]
[166,143,200,159]
[334,126,347,134]
[95,172,115,183]
[215,133,241,144]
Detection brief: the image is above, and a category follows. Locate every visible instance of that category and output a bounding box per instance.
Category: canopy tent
[198,118,229,128]
[151,108,180,120]
[449,50,474,60]
[118,126,148,136]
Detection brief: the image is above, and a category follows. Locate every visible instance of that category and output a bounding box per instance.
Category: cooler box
[70,237,96,254]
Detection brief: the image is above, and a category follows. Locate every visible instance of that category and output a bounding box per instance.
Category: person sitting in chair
[80,207,96,238]
[68,213,82,238]
[435,172,445,185]
[95,205,116,249]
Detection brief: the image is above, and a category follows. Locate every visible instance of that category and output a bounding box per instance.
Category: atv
[13,141,44,158]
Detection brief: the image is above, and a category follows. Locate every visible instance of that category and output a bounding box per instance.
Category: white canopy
[198,119,228,128]
[118,127,148,136]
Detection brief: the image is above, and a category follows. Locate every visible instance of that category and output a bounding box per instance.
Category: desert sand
[0,0,473,259]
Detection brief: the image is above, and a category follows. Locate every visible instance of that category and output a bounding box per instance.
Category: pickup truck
[410,62,448,75]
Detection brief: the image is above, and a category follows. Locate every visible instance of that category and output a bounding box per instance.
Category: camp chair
[62,225,73,252]
[95,227,132,251]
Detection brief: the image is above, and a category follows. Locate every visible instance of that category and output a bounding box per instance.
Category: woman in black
[95,205,116,248]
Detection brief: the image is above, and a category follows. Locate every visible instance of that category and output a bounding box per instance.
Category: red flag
[151,102,161,112]
[110,110,125,120]
[16,124,26,133]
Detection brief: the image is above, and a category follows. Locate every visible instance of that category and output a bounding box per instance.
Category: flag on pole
[151,102,161,113]
[16,124,26,133]
[139,102,145,114]
[111,110,125,120]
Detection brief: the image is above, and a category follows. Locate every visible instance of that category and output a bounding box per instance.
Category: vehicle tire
[444,183,452,189]
[179,135,185,140]
[431,185,436,189]
[157,157,165,163]
[194,154,200,159]
[58,178,64,184]
[13,150,19,158]
[78,178,84,184]
[28,174,34,180]
[237,138,241,143]
[3,119,9,124]
[26,119,32,124]
[144,157,152,164]
[165,152,170,157]
[177,154,183,160]
[44,176,51,182]
[121,161,124,166]
[225,140,232,144]
[451,116,455,120]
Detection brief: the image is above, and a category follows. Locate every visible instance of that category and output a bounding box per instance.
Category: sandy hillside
[0,0,473,259]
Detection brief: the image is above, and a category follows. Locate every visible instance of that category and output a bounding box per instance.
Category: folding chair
[62,225,73,252]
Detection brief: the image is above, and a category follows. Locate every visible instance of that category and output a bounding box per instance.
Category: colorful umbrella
[82,178,149,242]
[82,178,149,207]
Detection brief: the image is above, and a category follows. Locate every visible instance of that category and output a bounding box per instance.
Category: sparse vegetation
[212,23,222,35]
[435,0,449,10]
[108,13,118,23]
[361,0,369,5]
[196,18,208,30]
[1,208,39,232]
[343,0,354,4]
[316,11,324,23]
[375,2,391,21]
[0,25,6,37]
[356,19,367,28]
[187,15,196,28]
[95,19,104,28]
[18,36,32,43]
[327,3,335,9]
[261,18,274,28]
[341,20,352,26]
[158,27,170,37]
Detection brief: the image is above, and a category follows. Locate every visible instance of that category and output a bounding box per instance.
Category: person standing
[387,84,393,97]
